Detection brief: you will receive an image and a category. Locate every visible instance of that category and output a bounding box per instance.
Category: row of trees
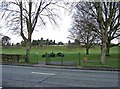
[32,38,56,46]
[1,36,64,46]
[24,38,64,46]
[68,2,120,64]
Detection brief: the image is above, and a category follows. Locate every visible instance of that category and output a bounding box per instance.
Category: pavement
[2,65,119,87]
[2,62,120,72]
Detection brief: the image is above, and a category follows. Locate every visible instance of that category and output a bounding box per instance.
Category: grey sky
[0,0,74,44]
[0,0,119,44]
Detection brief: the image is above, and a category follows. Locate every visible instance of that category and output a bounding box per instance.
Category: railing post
[61,57,63,66]
[78,53,80,66]
[36,53,38,64]
[45,53,48,65]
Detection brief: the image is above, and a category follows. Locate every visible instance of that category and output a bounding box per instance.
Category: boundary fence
[1,53,81,66]
[45,53,81,66]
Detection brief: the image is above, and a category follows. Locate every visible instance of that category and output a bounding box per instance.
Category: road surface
[2,65,119,87]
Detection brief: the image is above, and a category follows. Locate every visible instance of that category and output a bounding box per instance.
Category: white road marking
[31,72,56,76]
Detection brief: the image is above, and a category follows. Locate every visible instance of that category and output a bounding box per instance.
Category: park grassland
[1,46,119,68]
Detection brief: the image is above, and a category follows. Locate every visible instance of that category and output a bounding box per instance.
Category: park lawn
[81,54,119,68]
[1,46,119,68]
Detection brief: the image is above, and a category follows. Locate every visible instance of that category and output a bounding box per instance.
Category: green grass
[1,46,119,68]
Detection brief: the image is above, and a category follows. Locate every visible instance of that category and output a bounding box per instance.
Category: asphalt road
[2,65,119,87]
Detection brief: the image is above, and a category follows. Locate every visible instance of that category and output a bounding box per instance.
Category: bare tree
[1,0,63,62]
[71,1,119,64]
[68,11,98,54]
[102,2,120,56]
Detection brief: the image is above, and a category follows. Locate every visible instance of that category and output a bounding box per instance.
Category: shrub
[42,52,64,58]
[42,54,46,58]
[41,52,56,58]
[57,52,64,57]
[50,52,55,57]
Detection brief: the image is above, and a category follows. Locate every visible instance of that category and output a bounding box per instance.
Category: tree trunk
[96,2,106,64]
[100,41,106,64]
[25,40,31,62]
[25,31,32,62]
[106,42,110,56]
[86,48,89,54]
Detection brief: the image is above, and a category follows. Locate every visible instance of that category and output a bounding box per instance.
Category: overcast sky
[12,13,72,44]
[2,12,72,44]
[0,0,75,44]
[0,0,119,44]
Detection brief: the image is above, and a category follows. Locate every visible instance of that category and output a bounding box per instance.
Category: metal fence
[1,53,81,66]
[18,53,39,63]
[45,53,81,66]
